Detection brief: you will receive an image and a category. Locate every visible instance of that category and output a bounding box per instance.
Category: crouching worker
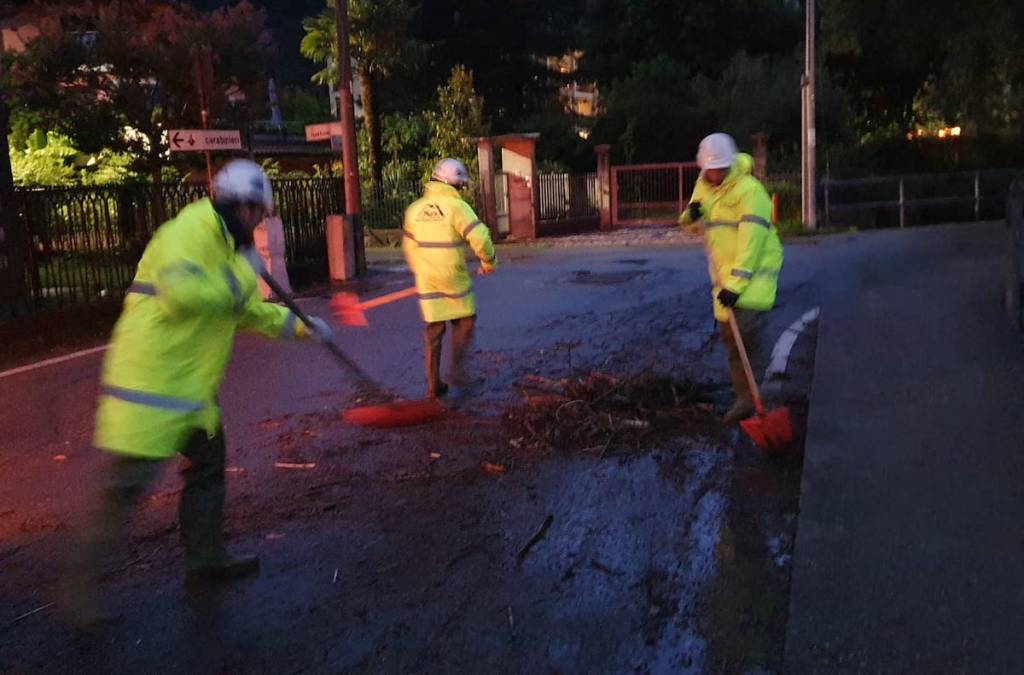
[62,160,333,627]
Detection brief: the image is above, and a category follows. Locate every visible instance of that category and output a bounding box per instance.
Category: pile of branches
[504,371,719,454]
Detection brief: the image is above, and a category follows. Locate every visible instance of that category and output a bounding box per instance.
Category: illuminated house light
[938,128,947,138]
[951,126,962,137]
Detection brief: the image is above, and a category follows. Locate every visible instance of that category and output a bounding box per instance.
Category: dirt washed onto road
[1,259,812,674]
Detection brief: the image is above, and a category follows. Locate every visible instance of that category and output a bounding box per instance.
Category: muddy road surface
[0,243,824,673]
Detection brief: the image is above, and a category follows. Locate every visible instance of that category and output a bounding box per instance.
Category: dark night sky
[191,0,325,86]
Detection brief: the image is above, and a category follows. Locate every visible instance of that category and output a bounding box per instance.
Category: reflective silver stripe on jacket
[755,269,780,279]
[280,311,298,339]
[403,231,463,249]
[128,281,157,296]
[418,289,472,301]
[103,386,206,412]
[731,269,753,279]
[222,265,244,312]
[461,220,484,239]
[706,220,739,229]
[740,214,771,228]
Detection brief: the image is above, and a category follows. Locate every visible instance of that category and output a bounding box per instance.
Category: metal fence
[823,169,1024,229]
[272,178,343,285]
[538,173,599,221]
[611,162,701,226]
[362,178,421,232]
[4,178,343,318]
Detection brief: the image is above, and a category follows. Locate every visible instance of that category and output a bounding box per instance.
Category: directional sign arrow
[171,132,184,149]
[188,135,196,147]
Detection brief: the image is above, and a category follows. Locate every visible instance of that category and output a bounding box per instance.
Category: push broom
[260,271,446,428]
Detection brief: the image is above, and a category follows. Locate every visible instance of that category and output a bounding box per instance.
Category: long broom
[260,271,446,428]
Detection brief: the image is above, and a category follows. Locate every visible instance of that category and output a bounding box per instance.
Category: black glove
[717,289,740,308]
[688,201,702,222]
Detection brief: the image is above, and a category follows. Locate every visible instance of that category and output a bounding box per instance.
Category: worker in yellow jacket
[64,160,332,625]
[403,159,496,398]
[679,133,784,425]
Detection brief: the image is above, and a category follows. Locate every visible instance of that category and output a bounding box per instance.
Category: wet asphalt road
[0,238,828,673]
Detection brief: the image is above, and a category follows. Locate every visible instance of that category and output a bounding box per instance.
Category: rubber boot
[424,321,448,398]
[60,456,162,630]
[179,431,258,584]
[448,315,484,393]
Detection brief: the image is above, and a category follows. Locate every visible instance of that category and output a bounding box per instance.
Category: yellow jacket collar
[424,180,461,199]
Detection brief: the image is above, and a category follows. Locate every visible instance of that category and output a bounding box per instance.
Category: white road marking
[0,345,108,381]
[764,307,820,382]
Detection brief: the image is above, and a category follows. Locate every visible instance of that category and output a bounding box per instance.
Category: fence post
[1005,180,1024,330]
[677,165,685,221]
[595,144,612,231]
[0,90,30,315]
[823,179,830,228]
[974,171,981,221]
[899,178,905,229]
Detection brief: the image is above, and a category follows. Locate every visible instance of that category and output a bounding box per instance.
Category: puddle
[567,270,648,285]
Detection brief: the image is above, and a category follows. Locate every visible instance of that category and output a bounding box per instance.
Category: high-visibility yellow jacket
[402,181,497,323]
[679,153,783,321]
[94,198,305,459]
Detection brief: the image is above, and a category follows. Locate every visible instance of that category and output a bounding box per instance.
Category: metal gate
[494,173,510,235]
[611,162,700,227]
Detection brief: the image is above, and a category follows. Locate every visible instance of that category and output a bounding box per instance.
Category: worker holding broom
[62,160,333,627]
[679,133,784,426]
[403,158,497,399]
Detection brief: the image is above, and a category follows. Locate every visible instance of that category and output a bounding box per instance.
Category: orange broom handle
[356,285,418,310]
[725,308,765,415]
[702,230,764,414]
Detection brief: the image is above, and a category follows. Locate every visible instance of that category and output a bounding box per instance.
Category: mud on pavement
[0,255,815,674]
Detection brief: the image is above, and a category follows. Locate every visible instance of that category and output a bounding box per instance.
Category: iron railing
[823,169,1024,229]
[538,172,599,222]
[4,178,344,319]
[362,179,422,232]
[611,162,701,226]
[272,178,343,285]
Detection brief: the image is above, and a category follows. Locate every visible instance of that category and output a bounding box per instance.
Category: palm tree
[301,0,420,195]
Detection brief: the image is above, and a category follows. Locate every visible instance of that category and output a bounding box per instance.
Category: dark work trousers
[717,308,769,405]
[423,315,476,396]
[65,429,228,614]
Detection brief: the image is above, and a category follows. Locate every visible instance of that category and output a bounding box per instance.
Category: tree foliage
[4,0,275,179]
[822,0,1024,140]
[300,0,423,192]
[424,65,490,170]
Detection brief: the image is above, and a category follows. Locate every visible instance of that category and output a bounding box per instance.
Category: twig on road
[516,514,554,565]
[8,602,53,627]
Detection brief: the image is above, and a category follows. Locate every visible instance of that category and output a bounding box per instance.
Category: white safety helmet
[431,158,471,188]
[696,132,738,170]
[213,159,274,212]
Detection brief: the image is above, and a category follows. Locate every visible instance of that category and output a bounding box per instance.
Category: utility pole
[192,47,215,195]
[801,0,817,229]
[334,0,365,275]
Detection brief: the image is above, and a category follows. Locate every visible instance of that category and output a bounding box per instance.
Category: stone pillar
[254,216,294,298]
[502,136,539,240]
[476,139,497,235]
[595,144,612,231]
[751,132,768,182]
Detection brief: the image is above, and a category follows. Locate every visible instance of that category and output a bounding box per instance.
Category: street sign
[305,122,344,142]
[168,129,242,152]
